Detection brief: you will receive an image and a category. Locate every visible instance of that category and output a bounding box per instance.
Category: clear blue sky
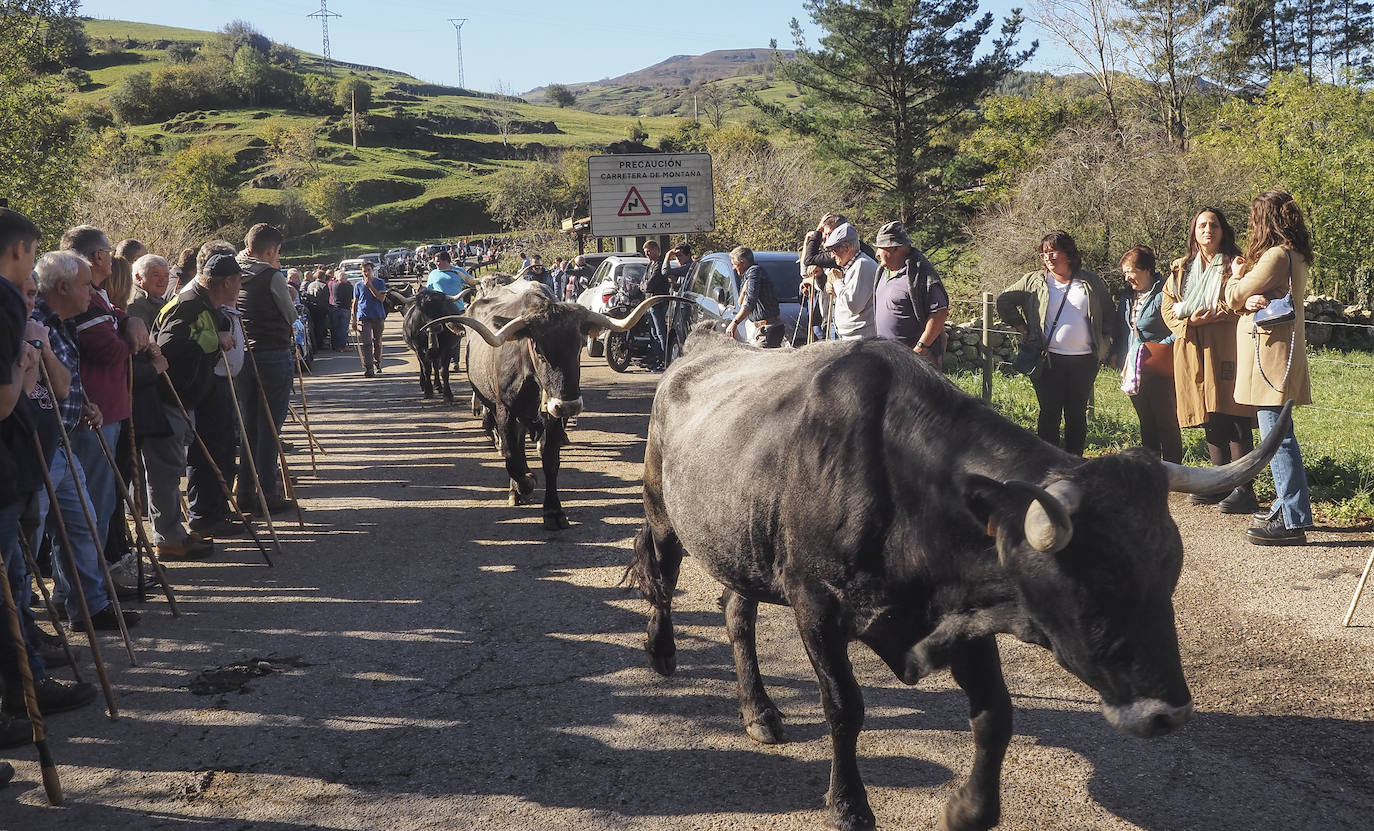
[77,1,1053,95]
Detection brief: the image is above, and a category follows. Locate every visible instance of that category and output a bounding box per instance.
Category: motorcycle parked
[602,280,659,372]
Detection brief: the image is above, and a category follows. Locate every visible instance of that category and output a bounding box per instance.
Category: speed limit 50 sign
[587,153,715,237]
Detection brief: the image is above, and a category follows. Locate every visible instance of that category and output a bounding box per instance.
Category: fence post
[981,291,993,402]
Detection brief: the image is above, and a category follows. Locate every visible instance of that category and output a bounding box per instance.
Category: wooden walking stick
[85,410,179,616]
[18,533,83,683]
[0,561,62,804]
[288,405,326,455]
[242,349,305,529]
[217,363,285,555]
[291,345,319,475]
[126,356,144,601]
[39,366,137,667]
[159,374,275,567]
[28,429,118,720]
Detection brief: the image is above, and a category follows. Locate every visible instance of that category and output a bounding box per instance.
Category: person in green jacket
[997,231,1117,456]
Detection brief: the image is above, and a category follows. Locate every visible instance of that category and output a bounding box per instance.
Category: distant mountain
[525,48,793,100]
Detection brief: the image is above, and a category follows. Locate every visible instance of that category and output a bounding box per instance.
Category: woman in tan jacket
[1225,190,1314,545]
[1162,207,1258,513]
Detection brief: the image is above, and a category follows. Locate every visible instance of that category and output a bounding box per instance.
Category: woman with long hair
[998,230,1116,456]
[1118,246,1182,462]
[1225,190,1314,545]
[105,254,134,309]
[1162,207,1258,513]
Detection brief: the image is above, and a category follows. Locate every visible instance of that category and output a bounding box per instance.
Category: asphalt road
[3,328,1373,830]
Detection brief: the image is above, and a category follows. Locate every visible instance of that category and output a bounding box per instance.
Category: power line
[307,0,343,63]
[447,18,467,89]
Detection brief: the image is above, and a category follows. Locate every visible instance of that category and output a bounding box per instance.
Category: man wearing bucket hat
[822,222,878,339]
[873,220,950,367]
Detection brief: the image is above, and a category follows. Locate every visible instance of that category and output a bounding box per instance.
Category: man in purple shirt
[873,221,949,368]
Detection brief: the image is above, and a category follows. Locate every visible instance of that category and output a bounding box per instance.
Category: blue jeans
[1,502,47,682]
[647,304,667,361]
[235,347,294,507]
[70,421,123,551]
[34,447,112,620]
[1258,407,1313,530]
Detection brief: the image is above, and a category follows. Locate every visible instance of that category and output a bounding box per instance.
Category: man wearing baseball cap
[873,221,949,367]
[146,252,241,559]
[822,222,879,339]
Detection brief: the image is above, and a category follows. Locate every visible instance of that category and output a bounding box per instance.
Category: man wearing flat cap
[873,221,949,367]
[822,222,879,339]
[145,252,241,560]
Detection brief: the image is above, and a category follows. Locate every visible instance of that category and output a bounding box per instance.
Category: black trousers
[1129,372,1182,463]
[1032,353,1099,456]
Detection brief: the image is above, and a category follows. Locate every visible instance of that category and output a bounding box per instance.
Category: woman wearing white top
[997,231,1116,455]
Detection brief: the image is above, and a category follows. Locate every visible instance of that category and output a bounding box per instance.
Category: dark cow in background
[387,287,469,401]
[439,280,683,529]
[628,327,1289,831]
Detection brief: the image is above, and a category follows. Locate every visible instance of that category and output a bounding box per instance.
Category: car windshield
[735,259,803,303]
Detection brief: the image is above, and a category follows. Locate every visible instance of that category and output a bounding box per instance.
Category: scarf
[1172,252,1224,319]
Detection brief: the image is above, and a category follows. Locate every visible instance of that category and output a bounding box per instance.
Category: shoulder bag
[1253,247,1296,392]
[1012,276,1070,381]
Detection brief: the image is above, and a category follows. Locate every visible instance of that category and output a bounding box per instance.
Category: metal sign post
[587,153,715,238]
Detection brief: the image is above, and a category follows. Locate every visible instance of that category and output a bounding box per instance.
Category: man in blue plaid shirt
[29,251,139,632]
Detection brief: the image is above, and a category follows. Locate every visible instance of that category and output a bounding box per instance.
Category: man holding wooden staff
[1,214,98,741]
[145,253,244,560]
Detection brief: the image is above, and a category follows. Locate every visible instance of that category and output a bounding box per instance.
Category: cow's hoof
[938,789,999,831]
[744,707,785,744]
[543,512,571,530]
[646,644,676,677]
[826,796,876,831]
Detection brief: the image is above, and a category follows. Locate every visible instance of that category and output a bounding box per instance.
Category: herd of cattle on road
[381,272,1293,830]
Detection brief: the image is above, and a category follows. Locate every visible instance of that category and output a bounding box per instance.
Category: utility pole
[447,18,468,89]
[308,1,342,64]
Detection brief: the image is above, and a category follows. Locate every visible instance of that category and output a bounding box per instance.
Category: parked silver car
[665,251,805,364]
[576,255,649,357]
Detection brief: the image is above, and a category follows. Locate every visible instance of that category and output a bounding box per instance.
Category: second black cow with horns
[431,279,684,529]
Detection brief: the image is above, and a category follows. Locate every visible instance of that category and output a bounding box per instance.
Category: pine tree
[754,0,1035,227]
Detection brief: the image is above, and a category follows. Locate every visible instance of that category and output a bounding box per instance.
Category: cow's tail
[623,523,670,607]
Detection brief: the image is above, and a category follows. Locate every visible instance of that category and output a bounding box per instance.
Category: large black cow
[628,328,1288,831]
[389,288,469,401]
[440,281,682,529]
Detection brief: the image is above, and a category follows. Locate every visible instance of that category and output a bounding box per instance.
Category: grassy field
[947,346,1374,525]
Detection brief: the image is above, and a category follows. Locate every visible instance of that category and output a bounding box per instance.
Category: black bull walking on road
[629,327,1291,831]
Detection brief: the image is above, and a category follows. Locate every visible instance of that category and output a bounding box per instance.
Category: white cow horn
[1021,480,1081,554]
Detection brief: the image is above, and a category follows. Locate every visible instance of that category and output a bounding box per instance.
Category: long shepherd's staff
[0,556,63,804]
[291,344,320,475]
[18,533,83,683]
[39,363,138,667]
[83,397,180,617]
[243,348,305,529]
[26,428,119,720]
[159,374,276,566]
[217,359,286,555]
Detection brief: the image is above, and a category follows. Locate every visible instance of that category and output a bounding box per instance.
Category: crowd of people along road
[0,213,306,778]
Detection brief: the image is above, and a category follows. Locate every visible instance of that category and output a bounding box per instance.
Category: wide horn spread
[1161,400,1295,494]
[420,314,529,346]
[580,294,690,333]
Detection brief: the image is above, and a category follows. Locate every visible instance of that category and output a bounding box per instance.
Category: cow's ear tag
[986,518,998,538]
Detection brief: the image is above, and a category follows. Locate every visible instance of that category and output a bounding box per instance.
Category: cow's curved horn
[419,314,528,345]
[1162,401,1294,494]
[447,287,475,304]
[582,294,690,333]
[1018,479,1080,554]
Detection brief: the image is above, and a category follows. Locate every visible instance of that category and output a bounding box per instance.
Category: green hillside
[65,19,690,259]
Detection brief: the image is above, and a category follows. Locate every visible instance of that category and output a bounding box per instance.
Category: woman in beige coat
[1162,207,1258,513]
[1225,190,1314,545]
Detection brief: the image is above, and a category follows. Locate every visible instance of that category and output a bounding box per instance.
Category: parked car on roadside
[575,254,649,357]
[338,258,367,284]
[665,250,805,365]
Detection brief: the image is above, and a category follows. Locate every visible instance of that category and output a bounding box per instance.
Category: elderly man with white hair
[128,253,171,328]
[29,251,141,631]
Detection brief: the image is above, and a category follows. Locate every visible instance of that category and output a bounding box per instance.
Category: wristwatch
[916,341,930,350]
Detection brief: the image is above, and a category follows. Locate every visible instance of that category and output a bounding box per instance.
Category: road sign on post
[588,153,714,237]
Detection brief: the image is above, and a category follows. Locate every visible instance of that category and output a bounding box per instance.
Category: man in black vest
[234,224,295,515]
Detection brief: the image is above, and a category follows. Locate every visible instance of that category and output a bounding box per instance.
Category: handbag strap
[1252,247,1296,393]
[1042,274,1072,345]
